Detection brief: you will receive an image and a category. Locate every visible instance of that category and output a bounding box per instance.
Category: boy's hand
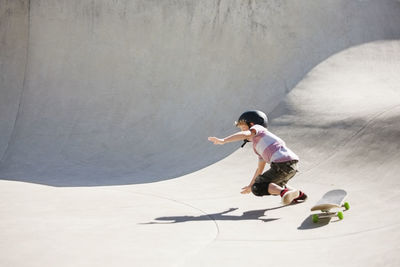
[208,137,224,145]
[241,185,252,194]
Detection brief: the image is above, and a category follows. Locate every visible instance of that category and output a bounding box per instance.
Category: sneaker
[280,188,300,205]
[292,191,308,203]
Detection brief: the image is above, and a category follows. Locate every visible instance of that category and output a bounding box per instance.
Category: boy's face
[238,123,250,131]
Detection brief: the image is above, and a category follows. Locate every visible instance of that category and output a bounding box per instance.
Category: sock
[280,188,289,197]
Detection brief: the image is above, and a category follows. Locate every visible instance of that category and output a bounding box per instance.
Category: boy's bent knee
[251,182,271,196]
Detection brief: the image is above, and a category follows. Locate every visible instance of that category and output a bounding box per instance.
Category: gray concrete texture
[1,0,400,185]
[1,0,400,267]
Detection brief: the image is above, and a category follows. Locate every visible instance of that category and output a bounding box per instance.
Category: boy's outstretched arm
[208,130,254,145]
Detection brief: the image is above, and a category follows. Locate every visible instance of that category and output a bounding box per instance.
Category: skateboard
[310,189,350,223]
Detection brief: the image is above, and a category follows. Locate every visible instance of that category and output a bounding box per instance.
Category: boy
[208,110,307,205]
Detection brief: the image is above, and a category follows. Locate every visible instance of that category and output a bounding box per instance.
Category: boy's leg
[268,183,296,194]
[266,161,308,204]
[252,179,302,204]
[268,182,300,205]
[267,183,286,195]
[264,162,297,195]
[251,161,307,204]
[252,164,292,196]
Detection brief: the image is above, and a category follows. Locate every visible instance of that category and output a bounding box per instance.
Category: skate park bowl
[1,1,400,266]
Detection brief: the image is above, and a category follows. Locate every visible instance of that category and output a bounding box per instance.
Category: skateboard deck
[310,189,350,223]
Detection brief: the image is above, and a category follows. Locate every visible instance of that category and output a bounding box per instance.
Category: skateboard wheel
[312,214,319,223]
[344,202,350,210]
[337,211,344,220]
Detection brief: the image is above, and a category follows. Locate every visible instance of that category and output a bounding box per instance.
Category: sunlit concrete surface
[1,1,400,266]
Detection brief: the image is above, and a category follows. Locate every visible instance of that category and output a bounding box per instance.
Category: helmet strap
[241,139,249,148]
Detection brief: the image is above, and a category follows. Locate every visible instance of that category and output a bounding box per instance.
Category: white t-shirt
[250,125,299,164]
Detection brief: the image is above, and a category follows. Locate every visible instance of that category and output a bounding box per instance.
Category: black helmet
[236,110,268,128]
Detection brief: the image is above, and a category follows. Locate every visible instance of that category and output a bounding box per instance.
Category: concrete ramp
[1,1,400,267]
[1,0,400,186]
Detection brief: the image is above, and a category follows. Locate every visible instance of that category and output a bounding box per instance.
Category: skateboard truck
[311,202,350,223]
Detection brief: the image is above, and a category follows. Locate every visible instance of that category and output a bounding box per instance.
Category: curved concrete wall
[0,0,29,163]
[0,0,400,186]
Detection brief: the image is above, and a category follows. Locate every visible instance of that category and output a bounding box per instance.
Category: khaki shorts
[251,160,298,196]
